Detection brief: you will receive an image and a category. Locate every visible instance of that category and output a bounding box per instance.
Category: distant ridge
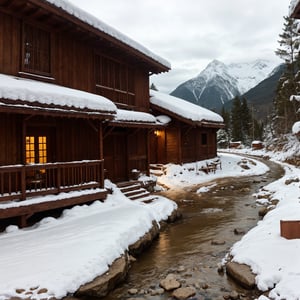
[170,59,278,113]
[225,63,286,121]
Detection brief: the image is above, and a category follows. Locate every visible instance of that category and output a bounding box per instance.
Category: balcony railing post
[57,165,61,194]
[100,160,104,188]
[21,166,26,200]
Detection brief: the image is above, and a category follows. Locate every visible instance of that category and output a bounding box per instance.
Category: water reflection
[103,159,284,300]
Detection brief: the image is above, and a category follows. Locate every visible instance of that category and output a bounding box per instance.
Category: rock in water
[160,274,181,291]
[172,286,196,300]
[75,255,129,298]
[226,261,256,289]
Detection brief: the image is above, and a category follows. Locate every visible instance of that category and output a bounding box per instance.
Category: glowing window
[38,136,47,164]
[25,136,47,164]
[25,136,35,164]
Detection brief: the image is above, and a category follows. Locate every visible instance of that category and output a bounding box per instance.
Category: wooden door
[103,132,127,182]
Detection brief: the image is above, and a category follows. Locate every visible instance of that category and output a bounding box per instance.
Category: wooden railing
[0,160,104,203]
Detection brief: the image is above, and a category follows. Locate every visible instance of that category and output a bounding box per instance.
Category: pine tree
[230,96,243,142]
[273,16,300,134]
[217,106,231,148]
[240,98,252,143]
[150,83,158,91]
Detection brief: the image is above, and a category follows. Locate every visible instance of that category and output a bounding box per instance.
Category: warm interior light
[154,130,161,137]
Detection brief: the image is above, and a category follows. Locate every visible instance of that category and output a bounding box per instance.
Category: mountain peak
[198,59,228,81]
[170,58,279,113]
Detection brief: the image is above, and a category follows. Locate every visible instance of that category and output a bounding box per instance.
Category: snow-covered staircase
[117,181,157,203]
[150,164,166,177]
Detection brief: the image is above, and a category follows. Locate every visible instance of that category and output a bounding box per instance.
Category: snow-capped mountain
[170,59,278,112]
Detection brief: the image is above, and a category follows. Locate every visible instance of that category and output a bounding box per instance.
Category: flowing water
[103,158,284,300]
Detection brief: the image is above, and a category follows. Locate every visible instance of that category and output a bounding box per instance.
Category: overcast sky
[68,0,289,93]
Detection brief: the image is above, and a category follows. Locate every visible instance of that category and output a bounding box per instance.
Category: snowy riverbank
[158,146,300,300]
[222,145,300,300]
[0,151,298,300]
[0,184,177,300]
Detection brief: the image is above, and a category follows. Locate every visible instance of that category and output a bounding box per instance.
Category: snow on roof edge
[150,90,224,124]
[114,109,157,124]
[44,0,171,70]
[0,73,117,114]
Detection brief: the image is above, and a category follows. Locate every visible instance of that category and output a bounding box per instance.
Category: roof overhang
[0,99,115,120]
[107,109,164,128]
[150,103,224,129]
[0,73,116,120]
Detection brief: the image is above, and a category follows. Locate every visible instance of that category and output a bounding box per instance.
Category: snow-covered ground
[222,140,300,300]
[0,185,176,300]
[0,149,299,300]
[157,152,269,188]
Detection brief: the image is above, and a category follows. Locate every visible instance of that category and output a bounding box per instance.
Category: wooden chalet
[149,90,224,164]
[0,0,169,226]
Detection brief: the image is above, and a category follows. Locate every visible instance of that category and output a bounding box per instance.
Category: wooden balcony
[0,160,107,226]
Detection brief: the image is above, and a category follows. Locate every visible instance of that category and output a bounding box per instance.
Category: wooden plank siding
[0,11,20,74]
[0,114,22,166]
[0,8,151,111]
[103,128,149,182]
[150,122,218,165]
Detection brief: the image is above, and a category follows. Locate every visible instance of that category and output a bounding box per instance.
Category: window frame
[201,133,208,145]
[21,22,53,78]
[95,53,136,106]
[25,135,48,165]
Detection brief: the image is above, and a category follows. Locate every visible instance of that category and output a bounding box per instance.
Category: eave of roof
[108,109,164,128]
[0,73,116,119]
[150,103,224,129]
[0,101,114,120]
[149,90,224,128]
[33,0,171,73]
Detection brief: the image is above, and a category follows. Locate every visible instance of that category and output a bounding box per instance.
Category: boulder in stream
[159,273,181,291]
[172,286,196,299]
[226,261,256,289]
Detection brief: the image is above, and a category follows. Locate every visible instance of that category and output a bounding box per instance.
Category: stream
[103,157,284,300]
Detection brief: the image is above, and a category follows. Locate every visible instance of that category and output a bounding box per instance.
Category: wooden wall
[0,9,150,110]
[0,12,20,75]
[0,114,101,167]
[103,128,149,182]
[0,114,22,165]
[150,122,218,165]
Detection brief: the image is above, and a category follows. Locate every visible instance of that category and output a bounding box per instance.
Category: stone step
[116,180,140,188]
[119,183,142,193]
[149,164,166,177]
[128,190,150,200]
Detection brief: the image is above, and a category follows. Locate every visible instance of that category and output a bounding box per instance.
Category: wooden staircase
[150,164,166,177]
[116,180,157,203]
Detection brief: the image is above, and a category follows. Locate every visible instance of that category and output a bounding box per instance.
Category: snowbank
[0,184,177,300]
[157,153,269,188]
[229,162,300,300]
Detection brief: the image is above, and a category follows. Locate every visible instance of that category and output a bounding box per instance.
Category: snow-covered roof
[45,0,170,70]
[156,115,172,125]
[292,121,300,134]
[0,73,117,117]
[290,94,300,102]
[112,109,157,125]
[150,90,224,125]
[289,0,300,16]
